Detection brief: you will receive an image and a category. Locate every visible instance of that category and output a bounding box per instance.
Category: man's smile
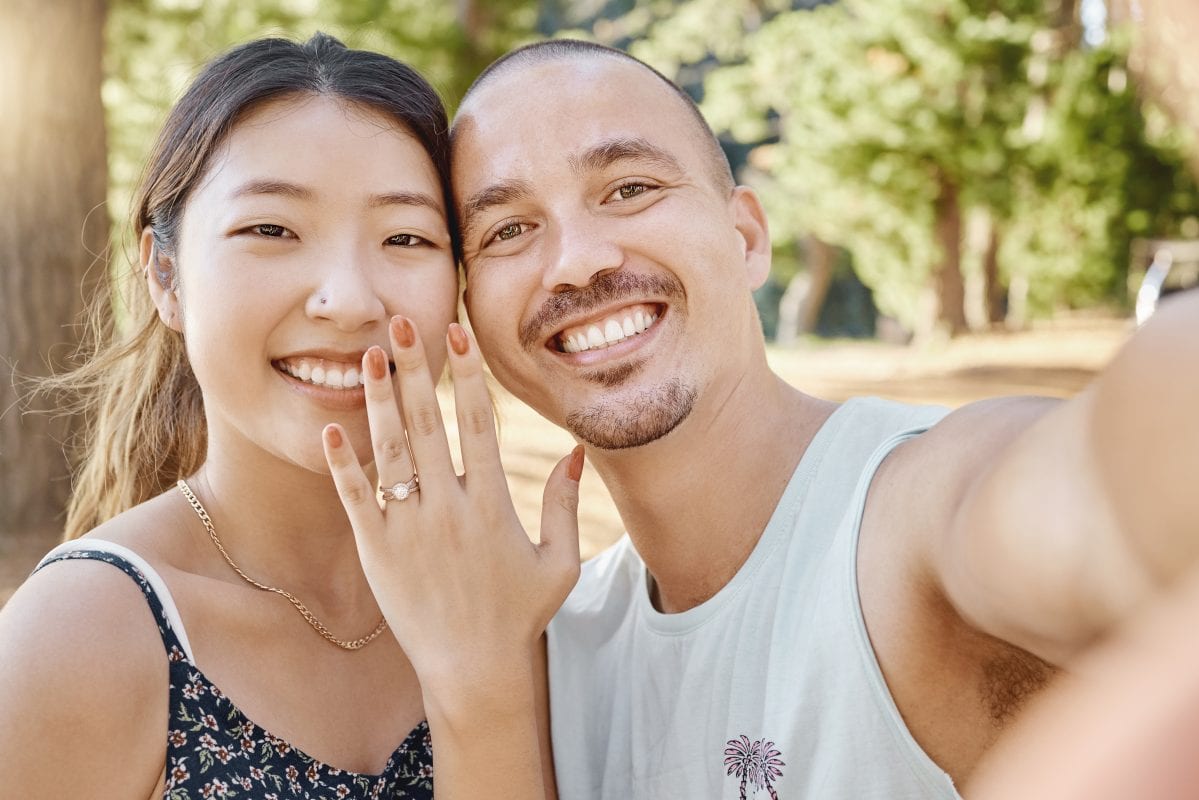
[555,302,663,353]
[514,270,685,351]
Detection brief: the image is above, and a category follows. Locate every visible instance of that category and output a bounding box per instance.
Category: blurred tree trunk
[1052,0,1081,46]
[776,236,835,345]
[456,0,486,52]
[934,175,968,335]
[0,0,108,540]
[983,223,1006,326]
[1107,0,1129,25]
[454,0,522,94]
[798,236,835,335]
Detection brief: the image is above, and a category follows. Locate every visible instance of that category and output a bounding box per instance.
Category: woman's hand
[322,316,582,707]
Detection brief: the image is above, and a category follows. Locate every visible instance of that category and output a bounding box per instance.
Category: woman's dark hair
[51,32,453,539]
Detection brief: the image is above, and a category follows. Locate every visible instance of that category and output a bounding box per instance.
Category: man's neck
[589,368,836,613]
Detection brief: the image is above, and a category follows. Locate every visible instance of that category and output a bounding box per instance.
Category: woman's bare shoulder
[0,521,170,797]
[77,486,199,566]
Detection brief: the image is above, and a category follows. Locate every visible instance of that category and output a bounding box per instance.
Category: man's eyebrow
[569,137,684,176]
[459,179,534,234]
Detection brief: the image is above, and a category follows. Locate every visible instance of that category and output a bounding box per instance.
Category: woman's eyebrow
[368,191,443,213]
[228,178,313,201]
[227,180,441,215]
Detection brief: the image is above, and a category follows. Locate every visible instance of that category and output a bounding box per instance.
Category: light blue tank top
[547,397,958,799]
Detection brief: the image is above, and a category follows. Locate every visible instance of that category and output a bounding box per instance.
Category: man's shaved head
[454,39,735,195]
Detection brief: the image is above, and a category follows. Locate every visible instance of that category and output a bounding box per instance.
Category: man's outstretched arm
[921,289,1199,665]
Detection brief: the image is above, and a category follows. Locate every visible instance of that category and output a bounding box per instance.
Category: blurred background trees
[1,0,108,536]
[600,0,1199,337]
[2,0,1197,540]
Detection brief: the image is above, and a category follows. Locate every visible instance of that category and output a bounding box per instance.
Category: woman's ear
[140,227,181,332]
[729,186,772,290]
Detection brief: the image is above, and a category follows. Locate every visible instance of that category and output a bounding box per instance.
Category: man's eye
[496,222,524,241]
[616,183,648,200]
[254,224,288,237]
[386,233,426,247]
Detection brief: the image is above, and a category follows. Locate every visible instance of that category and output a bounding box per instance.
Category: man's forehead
[455,56,688,151]
[460,54,661,112]
[455,62,700,192]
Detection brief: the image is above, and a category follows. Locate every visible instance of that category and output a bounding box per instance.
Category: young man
[450,39,1199,798]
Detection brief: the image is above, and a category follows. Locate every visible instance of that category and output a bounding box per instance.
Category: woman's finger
[389,315,456,494]
[360,345,416,492]
[538,445,585,576]
[447,323,506,494]
[322,424,382,542]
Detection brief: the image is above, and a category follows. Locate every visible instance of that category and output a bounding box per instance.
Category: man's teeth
[562,309,658,354]
[280,360,365,389]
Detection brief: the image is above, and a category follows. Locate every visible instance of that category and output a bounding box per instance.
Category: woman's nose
[307,256,386,332]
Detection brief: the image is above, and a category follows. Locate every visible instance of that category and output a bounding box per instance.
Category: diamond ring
[379,475,420,502]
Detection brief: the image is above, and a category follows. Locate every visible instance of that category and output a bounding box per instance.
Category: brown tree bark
[0,0,108,540]
[777,236,835,345]
[983,222,1006,326]
[1052,0,1081,47]
[934,175,968,336]
[797,236,835,335]
[1107,0,1131,25]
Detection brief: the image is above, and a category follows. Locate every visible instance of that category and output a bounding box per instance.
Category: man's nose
[307,252,386,332]
[541,214,624,293]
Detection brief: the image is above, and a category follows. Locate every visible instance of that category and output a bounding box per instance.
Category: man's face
[453,56,770,450]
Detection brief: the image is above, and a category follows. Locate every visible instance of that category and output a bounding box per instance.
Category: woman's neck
[185,439,375,616]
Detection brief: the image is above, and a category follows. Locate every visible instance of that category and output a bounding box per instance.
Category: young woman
[0,33,577,799]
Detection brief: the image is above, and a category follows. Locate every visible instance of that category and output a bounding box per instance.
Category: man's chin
[564,379,697,451]
[577,358,647,388]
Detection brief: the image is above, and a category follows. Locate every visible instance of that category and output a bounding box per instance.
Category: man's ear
[729,186,772,290]
[139,227,181,332]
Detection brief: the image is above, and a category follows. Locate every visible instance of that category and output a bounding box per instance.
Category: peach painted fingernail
[448,323,469,356]
[366,346,388,380]
[568,445,585,482]
[325,425,343,448]
[391,316,415,348]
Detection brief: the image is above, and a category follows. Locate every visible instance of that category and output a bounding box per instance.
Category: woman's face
[165,94,457,473]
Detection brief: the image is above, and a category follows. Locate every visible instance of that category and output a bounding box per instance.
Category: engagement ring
[380,475,420,502]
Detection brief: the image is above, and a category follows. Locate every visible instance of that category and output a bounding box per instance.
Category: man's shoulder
[840,396,949,438]
[800,397,950,500]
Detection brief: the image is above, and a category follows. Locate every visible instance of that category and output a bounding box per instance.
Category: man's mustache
[518,270,685,350]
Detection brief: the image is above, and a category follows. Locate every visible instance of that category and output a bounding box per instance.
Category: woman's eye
[386,233,426,247]
[253,224,288,238]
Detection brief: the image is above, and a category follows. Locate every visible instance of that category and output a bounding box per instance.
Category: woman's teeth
[279,360,364,389]
[560,308,659,354]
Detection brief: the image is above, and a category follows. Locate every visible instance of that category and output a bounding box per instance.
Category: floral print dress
[36,546,434,800]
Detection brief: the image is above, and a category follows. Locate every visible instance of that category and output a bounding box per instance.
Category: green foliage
[1004,31,1199,312]
[695,0,1035,323]
[620,0,1199,327]
[105,0,537,238]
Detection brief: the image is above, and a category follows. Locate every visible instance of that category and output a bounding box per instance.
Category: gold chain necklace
[176,479,388,651]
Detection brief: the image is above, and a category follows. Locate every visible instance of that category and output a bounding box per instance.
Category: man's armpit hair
[981,644,1058,726]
